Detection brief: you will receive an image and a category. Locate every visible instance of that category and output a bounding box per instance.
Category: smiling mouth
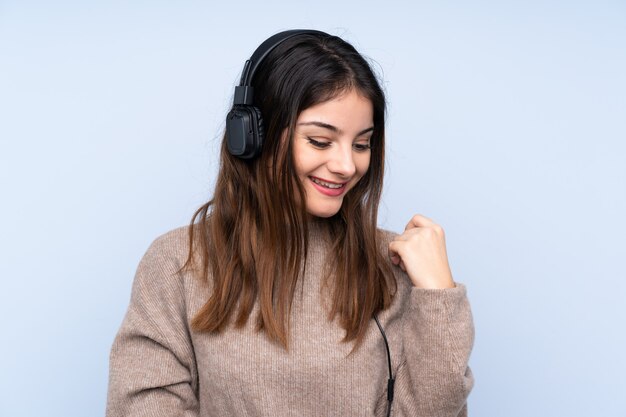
[309,176,346,189]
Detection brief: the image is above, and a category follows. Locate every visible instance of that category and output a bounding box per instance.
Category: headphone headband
[233,29,329,105]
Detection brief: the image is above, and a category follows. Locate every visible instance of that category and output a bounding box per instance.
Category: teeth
[311,177,343,189]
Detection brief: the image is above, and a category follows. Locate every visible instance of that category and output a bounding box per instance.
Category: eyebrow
[297,121,375,137]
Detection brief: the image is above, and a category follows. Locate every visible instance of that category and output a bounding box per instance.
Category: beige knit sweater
[106,222,474,416]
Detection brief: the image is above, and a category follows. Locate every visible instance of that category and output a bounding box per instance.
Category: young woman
[106,29,474,417]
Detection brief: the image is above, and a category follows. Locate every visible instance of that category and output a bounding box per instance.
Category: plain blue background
[1,1,625,416]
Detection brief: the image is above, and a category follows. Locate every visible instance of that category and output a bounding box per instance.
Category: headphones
[225,29,329,159]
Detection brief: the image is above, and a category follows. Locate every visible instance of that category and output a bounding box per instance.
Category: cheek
[294,160,311,181]
[292,143,314,177]
[356,154,372,177]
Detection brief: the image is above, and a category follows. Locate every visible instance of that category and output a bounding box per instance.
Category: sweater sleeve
[393,283,475,417]
[106,233,199,417]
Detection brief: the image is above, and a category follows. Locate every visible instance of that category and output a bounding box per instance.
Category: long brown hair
[180,32,396,354]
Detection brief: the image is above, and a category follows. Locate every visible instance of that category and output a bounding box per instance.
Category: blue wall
[1,1,625,415]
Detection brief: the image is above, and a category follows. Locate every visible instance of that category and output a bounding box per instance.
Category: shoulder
[117,226,197,349]
[130,224,194,300]
[376,227,400,253]
[376,227,399,243]
[146,224,191,255]
[140,224,192,269]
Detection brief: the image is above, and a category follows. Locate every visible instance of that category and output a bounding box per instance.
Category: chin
[309,212,337,219]
[306,203,342,218]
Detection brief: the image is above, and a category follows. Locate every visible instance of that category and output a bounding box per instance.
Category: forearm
[394,283,475,416]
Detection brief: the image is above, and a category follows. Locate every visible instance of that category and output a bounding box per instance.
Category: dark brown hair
[180,32,396,354]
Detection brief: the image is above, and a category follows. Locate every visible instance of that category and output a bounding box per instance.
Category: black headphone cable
[373,314,395,417]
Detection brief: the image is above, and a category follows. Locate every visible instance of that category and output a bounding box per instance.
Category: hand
[388,214,456,289]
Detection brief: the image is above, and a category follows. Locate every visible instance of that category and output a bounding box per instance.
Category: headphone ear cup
[226,105,264,159]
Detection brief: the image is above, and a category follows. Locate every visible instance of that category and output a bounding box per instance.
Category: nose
[327,143,356,178]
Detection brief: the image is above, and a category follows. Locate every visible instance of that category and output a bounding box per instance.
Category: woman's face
[292,89,373,218]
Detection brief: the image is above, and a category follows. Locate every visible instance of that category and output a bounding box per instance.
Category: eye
[306,137,331,149]
[353,142,371,152]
